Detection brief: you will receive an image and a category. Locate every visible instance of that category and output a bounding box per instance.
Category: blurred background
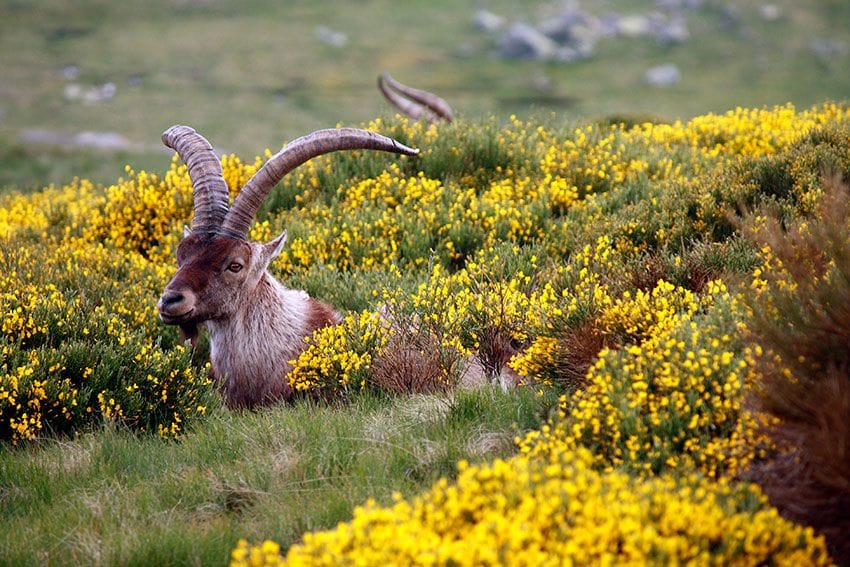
[1,0,848,190]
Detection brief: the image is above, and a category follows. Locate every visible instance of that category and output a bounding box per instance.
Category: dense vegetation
[2,104,850,564]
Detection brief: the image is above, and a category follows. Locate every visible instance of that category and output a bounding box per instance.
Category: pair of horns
[378,73,454,124]
[163,125,419,240]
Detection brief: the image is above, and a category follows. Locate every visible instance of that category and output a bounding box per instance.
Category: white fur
[206,273,311,407]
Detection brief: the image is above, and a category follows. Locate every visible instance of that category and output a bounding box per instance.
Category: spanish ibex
[157,125,418,408]
[378,73,454,124]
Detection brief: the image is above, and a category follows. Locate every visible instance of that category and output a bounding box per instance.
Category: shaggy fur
[206,276,339,408]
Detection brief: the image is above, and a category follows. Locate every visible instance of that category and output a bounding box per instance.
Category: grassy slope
[0,388,553,565]
[1,0,849,190]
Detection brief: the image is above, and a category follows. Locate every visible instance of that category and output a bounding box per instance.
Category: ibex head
[158,229,289,345]
[157,125,419,348]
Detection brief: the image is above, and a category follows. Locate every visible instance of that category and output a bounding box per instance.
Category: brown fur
[305,299,342,335]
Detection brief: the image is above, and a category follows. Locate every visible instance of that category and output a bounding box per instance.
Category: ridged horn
[379,73,454,123]
[220,128,419,240]
[162,125,230,232]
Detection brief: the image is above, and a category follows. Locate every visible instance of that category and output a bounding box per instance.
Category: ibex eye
[227,262,243,273]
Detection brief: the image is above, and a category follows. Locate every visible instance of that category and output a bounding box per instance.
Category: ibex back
[157,125,418,408]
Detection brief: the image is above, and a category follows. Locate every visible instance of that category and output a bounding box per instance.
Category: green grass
[2,0,849,195]
[0,135,163,193]
[0,386,554,565]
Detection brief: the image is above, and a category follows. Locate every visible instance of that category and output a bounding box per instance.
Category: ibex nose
[159,291,185,309]
[157,289,195,322]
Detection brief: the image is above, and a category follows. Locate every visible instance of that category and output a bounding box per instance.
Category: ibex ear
[183,225,191,238]
[261,230,288,264]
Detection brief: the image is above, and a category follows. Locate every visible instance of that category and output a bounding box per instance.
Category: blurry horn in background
[378,72,454,124]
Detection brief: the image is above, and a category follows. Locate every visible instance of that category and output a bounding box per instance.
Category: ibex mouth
[158,288,197,324]
[159,308,195,325]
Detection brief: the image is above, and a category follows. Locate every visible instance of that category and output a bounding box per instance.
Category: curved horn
[379,73,454,123]
[162,125,230,232]
[220,128,419,240]
[378,75,438,123]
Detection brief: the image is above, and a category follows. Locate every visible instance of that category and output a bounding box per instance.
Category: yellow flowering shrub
[288,310,390,396]
[520,280,765,479]
[598,279,701,343]
[507,335,559,383]
[234,447,830,566]
[84,167,190,255]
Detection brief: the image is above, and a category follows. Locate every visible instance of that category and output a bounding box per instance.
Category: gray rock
[538,5,591,44]
[62,64,80,80]
[656,0,704,10]
[63,82,116,104]
[498,22,559,60]
[597,13,621,37]
[554,45,582,63]
[618,14,652,37]
[20,128,141,152]
[63,83,83,101]
[717,5,740,31]
[314,25,348,48]
[83,82,116,104]
[473,9,505,32]
[758,4,781,21]
[20,129,74,146]
[810,38,848,59]
[73,131,134,151]
[653,13,690,44]
[645,63,681,87]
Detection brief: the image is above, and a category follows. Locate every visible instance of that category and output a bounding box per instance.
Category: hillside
[2,104,849,564]
[1,0,849,189]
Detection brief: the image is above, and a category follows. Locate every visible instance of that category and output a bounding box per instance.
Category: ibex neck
[208,272,309,335]
[206,272,312,407]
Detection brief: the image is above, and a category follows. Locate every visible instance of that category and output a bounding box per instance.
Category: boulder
[314,25,348,48]
[645,63,681,87]
[473,9,505,32]
[498,22,559,60]
[618,14,652,37]
[758,4,782,21]
[653,13,690,44]
[538,5,591,44]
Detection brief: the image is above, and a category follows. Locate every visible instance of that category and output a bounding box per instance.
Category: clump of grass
[550,319,612,391]
[743,176,850,562]
[370,325,451,395]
